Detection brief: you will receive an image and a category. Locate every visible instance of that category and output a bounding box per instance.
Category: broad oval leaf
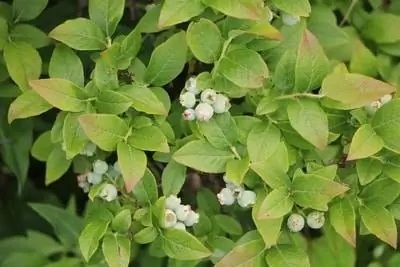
[102,234,131,267]
[347,124,383,161]
[265,245,310,267]
[287,99,328,150]
[361,13,400,44]
[329,197,356,247]
[187,18,223,63]
[10,24,50,48]
[3,42,42,91]
[173,140,235,173]
[271,0,311,17]
[29,78,88,112]
[161,229,212,260]
[145,31,188,86]
[12,0,48,21]
[8,90,52,123]
[95,89,132,115]
[372,99,400,153]
[120,84,167,115]
[79,220,110,262]
[117,142,147,192]
[45,146,71,185]
[49,18,106,51]
[162,160,187,196]
[256,187,293,220]
[218,48,269,89]
[88,0,125,37]
[359,178,400,207]
[78,114,129,151]
[128,126,169,153]
[202,0,263,20]
[159,0,205,27]
[247,121,280,163]
[63,112,87,159]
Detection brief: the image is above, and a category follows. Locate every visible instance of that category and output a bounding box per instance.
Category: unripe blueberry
[380,94,392,105]
[113,161,121,173]
[365,100,381,115]
[100,184,118,202]
[175,204,191,221]
[80,142,97,156]
[237,190,256,208]
[93,160,108,175]
[213,94,231,114]
[184,210,200,227]
[182,108,196,121]
[282,13,300,26]
[306,211,325,229]
[165,195,181,211]
[217,188,236,206]
[163,209,178,228]
[87,172,102,185]
[195,103,214,121]
[173,222,186,231]
[287,213,305,232]
[200,89,217,104]
[185,77,199,95]
[179,92,196,108]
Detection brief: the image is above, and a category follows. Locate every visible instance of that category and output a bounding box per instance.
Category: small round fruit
[287,213,305,232]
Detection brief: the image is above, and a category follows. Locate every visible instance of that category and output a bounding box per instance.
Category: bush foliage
[2,0,400,266]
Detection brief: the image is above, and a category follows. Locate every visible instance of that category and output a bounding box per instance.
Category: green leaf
[132,169,158,205]
[356,158,382,185]
[117,141,147,192]
[159,0,205,27]
[111,209,132,233]
[10,24,50,48]
[372,99,400,153]
[79,114,129,151]
[51,112,67,143]
[118,28,142,69]
[49,44,84,87]
[215,231,266,267]
[197,188,220,216]
[271,0,311,16]
[128,126,169,153]
[63,113,87,159]
[3,42,42,91]
[187,18,222,63]
[162,160,187,196]
[359,178,400,207]
[93,43,119,90]
[161,229,212,260]
[173,140,235,173]
[256,187,293,220]
[136,4,165,33]
[266,245,310,267]
[79,220,110,262]
[102,234,131,267]
[120,84,168,115]
[12,0,48,21]
[349,39,377,77]
[225,157,249,185]
[384,157,400,184]
[95,89,132,115]
[329,197,356,247]
[347,124,383,161]
[0,17,8,50]
[134,227,158,244]
[321,73,396,109]
[29,79,88,112]
[7,90,52,123]
[247,121,280,163]
[198,112,238,149]
[214,215,243,236]
[202,0,263,20]
[49,18,106,51]
[287,99,328,150]
[88,0,124,37]
[252,189,283,247]
[256,93,279,115]
[362,13,400,44]
[45,146,71,185]
[29,203,83,248]
[218,48,269,89]
[292,173,349,211]
[145,31,188,86]
[293,30,329,92]
[359,204,397,248]
[31,131,53,162]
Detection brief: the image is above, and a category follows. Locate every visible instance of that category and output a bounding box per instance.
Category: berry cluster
[77,160,121,202]
[163,195,200,231]
[180,77,231,122]
[287,211,326,232]
[217,176,256,208]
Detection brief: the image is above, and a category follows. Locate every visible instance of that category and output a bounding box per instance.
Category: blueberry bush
[1,0,400,266]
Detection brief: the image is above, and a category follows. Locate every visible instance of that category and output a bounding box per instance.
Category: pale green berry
[184,210,199,227]
[282,13,300,26]
[183,108,196,121]
[213,94,231,114]
[100,184,118,202]
[165,195,181,211]
[237,190,256,208]
[200,89,217,104]
[217,188,235,206]
[185,77,199,95]
[93,160,108,175]
[380,94,392,105]
[287,213,305,232]
[87,172,102,185]
[179,92,196,108]
[195,103,214,121]
[175,204,191,221]
[173,222,186,231]
[306,211,325,229]
[163,209,177,228]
